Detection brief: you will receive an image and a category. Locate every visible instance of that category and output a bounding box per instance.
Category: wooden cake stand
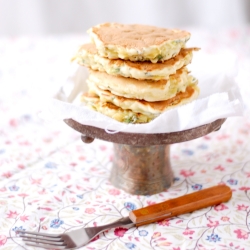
[64,118,226,195]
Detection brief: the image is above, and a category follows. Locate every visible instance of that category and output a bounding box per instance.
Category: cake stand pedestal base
[64,118,225,195]
[111,144,172,195]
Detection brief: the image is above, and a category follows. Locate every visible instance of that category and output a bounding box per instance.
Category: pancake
[72,43,199,80]
[81,93,152,123]
[87,67,196,102]
[87,80,199,116]
[81,84,199,124]
[87,23,191,63]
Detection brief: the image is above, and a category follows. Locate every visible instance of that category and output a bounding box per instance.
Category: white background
[0,0,249,36]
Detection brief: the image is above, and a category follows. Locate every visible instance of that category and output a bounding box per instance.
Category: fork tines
[17,230,67,249]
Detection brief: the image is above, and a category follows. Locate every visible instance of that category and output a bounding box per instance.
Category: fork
[17,185,232,249]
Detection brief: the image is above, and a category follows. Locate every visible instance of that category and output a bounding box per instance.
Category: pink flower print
[214,165,225,171]
[18,193,29,197]
[183,228,195,235]
[234,229,249,240]
[176,219,183,224]
[229,242,244,250]
[59,174,71,182]
[2,172,12,178]
[237,204,249,211]
[43,137,52,143]
[19,140,31,146]
[90,167,98,172]
[221,216,230,222]
[147,201,156,206]
[38,189,47,195]
[180,169,195,177]
[18,164,25,169]
[158,219,170,226]
[54,196,62,202]
[76,185,85,191]
[99,145,107,151]
[214,203,228,211]
[38,207,53,211]
[85,208,96,214]
[41,225,48,230]
[0,187,7,192]
[6,211,19,219]
[218,182,228,187]
[157,241,172,246]
[78,156,86,161]
[207,220,219,228]
[20,215,29,222]
[152,232,161,238]
[236,139,243,145]
[70,197,76,203]
[108,188,120,196]
[0,235,7,246]
[31,178,42,185]
[239,187,250,191]
[204,136,211,140]
[229,29,240,39]
[114,227,128,237]
[217,134,230,140]
[90,234,100,242]
[9,118,18,127]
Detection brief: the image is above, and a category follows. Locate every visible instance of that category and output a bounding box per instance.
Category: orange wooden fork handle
[129,185,232,227]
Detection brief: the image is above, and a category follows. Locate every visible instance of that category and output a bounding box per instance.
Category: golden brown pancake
[87,78,199,115]
[81,84,199,124]
[81,92,152,123]
[87,67,197,102]
[88,23,191,63]
[72,43,199,80]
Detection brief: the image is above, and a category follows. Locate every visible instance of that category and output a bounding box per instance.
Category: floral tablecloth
[0,27,250,250]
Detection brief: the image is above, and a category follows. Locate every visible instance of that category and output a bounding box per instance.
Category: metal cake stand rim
[64,118,226,146]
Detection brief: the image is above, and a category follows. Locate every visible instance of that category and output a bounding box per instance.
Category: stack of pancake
[72,23,200,124]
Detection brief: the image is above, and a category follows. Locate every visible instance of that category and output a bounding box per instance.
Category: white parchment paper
[41,50,245,134]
